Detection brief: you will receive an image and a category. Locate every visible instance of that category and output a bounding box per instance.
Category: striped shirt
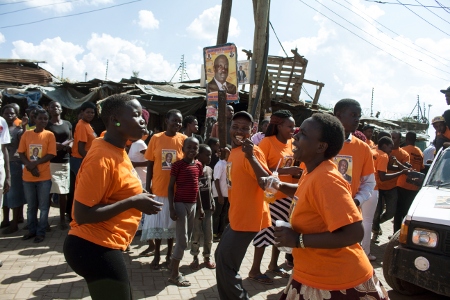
[171,159,203,203]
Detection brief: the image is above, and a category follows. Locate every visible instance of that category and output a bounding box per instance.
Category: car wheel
[382,230,426,295]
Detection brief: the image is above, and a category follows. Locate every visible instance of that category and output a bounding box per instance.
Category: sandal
[204,259,216,269]
[267,267,290,278]
[168,275,191,287]
[190,258,200,270]
[139,247,155,257]
[150,257,160,270]
[249,274,273,285]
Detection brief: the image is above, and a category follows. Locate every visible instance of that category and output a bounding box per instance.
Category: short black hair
[80,101,96,112]
[405,131,416,143]
[183,136,199,148]
[166,109,182,120]
[232,111,253,123]
[198,144,211,155]
[35,108,48,118]
[378,136,394,148]
[206,137,219,147]
[266,110,293,137]
[99,94,136,126]
[2,104,19,115]
[182,115,197,128]
[377,131,391,142]
[311,113,345,159]
[333,98,361,115]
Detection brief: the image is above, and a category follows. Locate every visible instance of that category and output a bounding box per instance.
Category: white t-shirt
[423,144,435,164]
[0,117,11,167]
[212,159,228,198]
[128,139,147,187]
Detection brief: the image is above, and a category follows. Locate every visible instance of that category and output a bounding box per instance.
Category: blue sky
[0,0,449,131]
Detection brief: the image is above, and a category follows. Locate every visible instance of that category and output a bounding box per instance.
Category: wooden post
[248,0,270,122]
[216,0,232,156]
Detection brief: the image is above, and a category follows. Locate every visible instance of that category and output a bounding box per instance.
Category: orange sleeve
[46,131,57,156]
[77,122,90,143]
[144,134,156,161]
[74,156,111,207]
[361,145,375,177]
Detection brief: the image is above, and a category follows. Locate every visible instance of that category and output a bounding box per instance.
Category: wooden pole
[248,0,270,122]
[216,0,233,156]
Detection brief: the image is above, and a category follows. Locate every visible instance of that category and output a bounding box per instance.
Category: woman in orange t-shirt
[249,110,302,284]
[273,114,388,299]
[63,95,162,300]
[70,101,96,176]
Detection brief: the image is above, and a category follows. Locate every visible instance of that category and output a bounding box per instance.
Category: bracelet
[298,233,305,249]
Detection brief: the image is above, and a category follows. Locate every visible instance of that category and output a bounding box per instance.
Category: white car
[383,146,450,296]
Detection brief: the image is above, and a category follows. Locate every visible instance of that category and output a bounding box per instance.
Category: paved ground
[0,206,449,300]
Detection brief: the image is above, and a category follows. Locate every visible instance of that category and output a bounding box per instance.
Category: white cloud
[10,34,175,82]
[137,10,159,30]
[0,32,5,44]
[187,5,240,41]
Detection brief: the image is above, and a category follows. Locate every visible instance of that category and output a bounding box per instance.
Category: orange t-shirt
[290,160,373,290]
[378,148,410,190]
[72,120,96,158]
[372,148,389,190]
[334,135,374,198]
[69,139,143,251]
[13,118,22,127]
[228,145,271,232]
[258,136,297,199]
[144,132,186,196]
[397,145,424,191]
[18,130,57,182]
[366,139,376,149]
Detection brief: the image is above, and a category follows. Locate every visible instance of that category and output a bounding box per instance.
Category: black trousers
[63,235,132,300]
[394,187,418,232]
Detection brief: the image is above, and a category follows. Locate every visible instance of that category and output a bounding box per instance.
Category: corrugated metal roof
[0,61,54,85]
[136,84,205,99]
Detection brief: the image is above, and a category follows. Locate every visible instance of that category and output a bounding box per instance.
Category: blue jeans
[70,157,83,177]
[23,180,52,237]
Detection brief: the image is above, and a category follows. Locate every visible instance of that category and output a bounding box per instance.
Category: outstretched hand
[132,192,163,215]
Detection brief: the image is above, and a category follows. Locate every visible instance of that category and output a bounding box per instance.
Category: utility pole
[371,87,374,117]
[179,55,185,82]
[85,72,87,82]
[428,104,432,123]
[216,0,233,155]
[248,0,270,121]
[105,59,109,81]
[61,63,64,80]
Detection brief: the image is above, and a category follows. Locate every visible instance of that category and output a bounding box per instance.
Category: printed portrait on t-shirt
[334,155,353,184]
[226,162,232,188]
[161,149,176,170]
[29,144,42,161]
[284,156,294,168]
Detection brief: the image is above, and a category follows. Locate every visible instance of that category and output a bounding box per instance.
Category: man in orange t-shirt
[372,131,410,241]
[333,99,375,209]
[395,132,424,232]
[215,111,271,300]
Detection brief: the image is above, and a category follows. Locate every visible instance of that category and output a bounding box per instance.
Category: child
[190,144,216,270]
[212,144,231,241]
[18,109,56,243]
[168,136,204,287]
[128,138,147,188]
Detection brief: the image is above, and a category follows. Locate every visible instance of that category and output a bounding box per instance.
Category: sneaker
[367,253,376,261]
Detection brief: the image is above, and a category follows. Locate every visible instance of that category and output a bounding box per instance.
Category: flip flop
[267,267,290,278]
[139,248,155,257]
[168,275,191,287]
[249,274,273,285]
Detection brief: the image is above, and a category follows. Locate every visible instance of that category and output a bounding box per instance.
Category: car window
[427,149,450,187]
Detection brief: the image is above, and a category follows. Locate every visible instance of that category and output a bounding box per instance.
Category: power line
[363,0,450,8]
[297,0,448,81]
[396,0,450,37]
[435,0,450,13]
[313,0,450,76]
[0,0,82,16]
[415,0,450,25]
[0,0,48,6]
[0,0,142,29]
[269,21,288,57]
[340,0,449,65]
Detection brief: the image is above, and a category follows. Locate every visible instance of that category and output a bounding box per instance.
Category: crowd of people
[1,88,449,300]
